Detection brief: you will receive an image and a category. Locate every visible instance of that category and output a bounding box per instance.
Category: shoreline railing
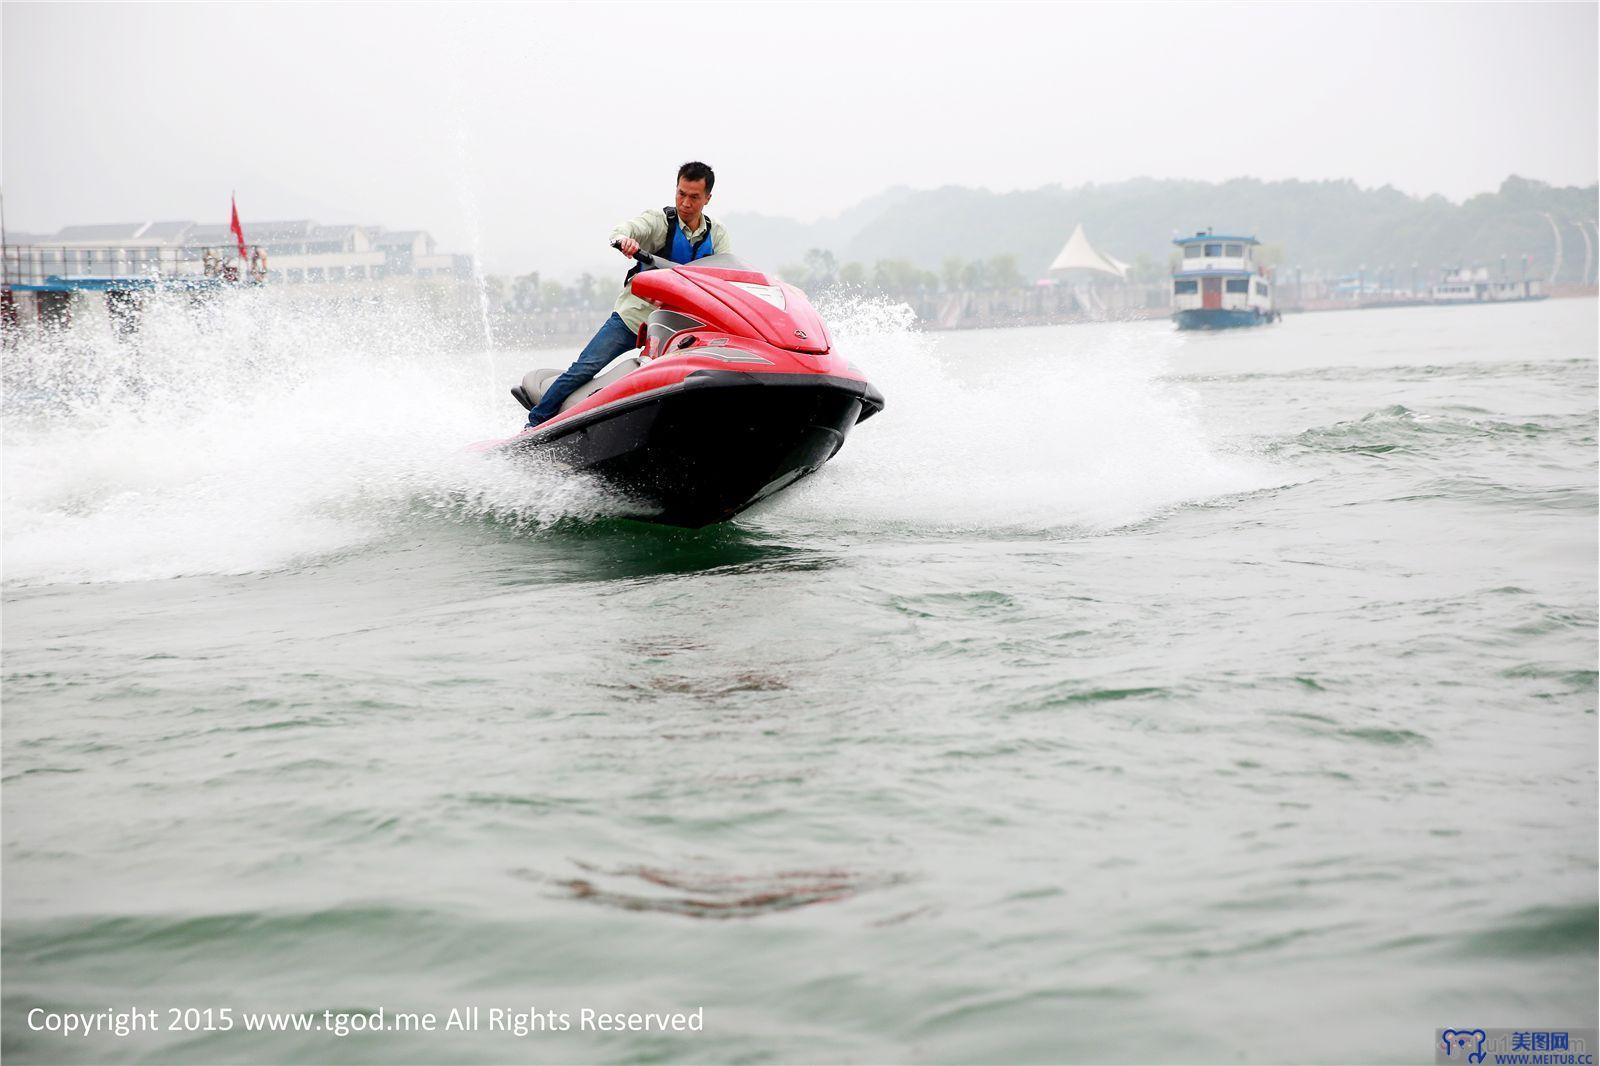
[2,245,263,288]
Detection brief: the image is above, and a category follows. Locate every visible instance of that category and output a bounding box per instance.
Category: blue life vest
[663,206,717,264]
[626,207,715,283]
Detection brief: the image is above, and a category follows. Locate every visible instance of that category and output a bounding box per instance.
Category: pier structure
[1,243,254,337]
[1,216,473,343]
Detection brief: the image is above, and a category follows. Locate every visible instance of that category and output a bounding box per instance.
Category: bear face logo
[1441,1029,1487,1063]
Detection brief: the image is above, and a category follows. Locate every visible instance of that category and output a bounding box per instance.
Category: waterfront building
[2,219,470,288]
[1,218,474,336]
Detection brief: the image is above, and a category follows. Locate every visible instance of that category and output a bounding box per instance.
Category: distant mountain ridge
[722,186,917,271]
[725,176,1599,282]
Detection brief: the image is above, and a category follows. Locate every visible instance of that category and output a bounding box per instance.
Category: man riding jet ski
[479,164,884,528]
[523,160,730,429]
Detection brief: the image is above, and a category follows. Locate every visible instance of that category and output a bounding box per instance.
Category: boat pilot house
[1170,231,1278,329]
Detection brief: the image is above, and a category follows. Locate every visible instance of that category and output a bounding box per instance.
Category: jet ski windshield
[679,253,753,272]
[627,248,758,273]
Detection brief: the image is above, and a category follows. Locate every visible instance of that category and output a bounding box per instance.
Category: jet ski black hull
[502,370,883,528]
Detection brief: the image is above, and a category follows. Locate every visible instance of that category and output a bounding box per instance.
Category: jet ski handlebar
[612,239,669,271]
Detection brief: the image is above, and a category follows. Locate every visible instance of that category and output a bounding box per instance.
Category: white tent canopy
[1048,223,1127,279]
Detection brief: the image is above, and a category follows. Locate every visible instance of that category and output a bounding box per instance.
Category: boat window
[1183,245,1202,258]
[1225,279,1250,293]
[1224,244,1243,257]
[1204,244,1222,257]
[1173,279,1198,294]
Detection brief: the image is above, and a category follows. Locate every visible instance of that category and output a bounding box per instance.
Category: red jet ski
[484,246,885,528]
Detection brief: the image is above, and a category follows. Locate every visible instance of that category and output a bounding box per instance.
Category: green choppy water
[2,294,1595,1064]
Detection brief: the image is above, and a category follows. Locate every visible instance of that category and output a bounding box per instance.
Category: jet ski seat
[511,355,643,414]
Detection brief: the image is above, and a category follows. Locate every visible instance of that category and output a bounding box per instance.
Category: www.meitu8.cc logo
[1437,1028,1596,1065]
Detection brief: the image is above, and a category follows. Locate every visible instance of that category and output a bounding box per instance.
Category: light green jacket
[608,209,732,331]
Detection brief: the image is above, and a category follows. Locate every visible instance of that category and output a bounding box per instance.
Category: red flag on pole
[229,193,248,260]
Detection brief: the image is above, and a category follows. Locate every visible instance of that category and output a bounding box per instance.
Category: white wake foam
[757,295,1279,534]
[3,289,1279,585]
[2,289,620,586]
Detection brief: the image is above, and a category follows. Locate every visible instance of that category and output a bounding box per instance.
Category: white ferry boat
[1431,267,1544,304]
[1171,230,1279,329]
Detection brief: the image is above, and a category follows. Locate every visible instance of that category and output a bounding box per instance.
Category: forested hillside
[726,176,1597,283]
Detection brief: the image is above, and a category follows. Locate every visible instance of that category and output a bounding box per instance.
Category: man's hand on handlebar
[615,238,640,257]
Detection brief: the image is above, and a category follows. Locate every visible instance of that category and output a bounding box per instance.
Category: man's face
[675,178,710,222]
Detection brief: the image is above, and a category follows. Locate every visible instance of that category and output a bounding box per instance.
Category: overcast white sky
[4,2,1595,274]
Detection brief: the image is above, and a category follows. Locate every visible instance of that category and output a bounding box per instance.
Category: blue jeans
[526,312,638,426]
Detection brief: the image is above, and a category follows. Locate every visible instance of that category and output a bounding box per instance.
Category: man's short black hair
[678,161,715,194]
